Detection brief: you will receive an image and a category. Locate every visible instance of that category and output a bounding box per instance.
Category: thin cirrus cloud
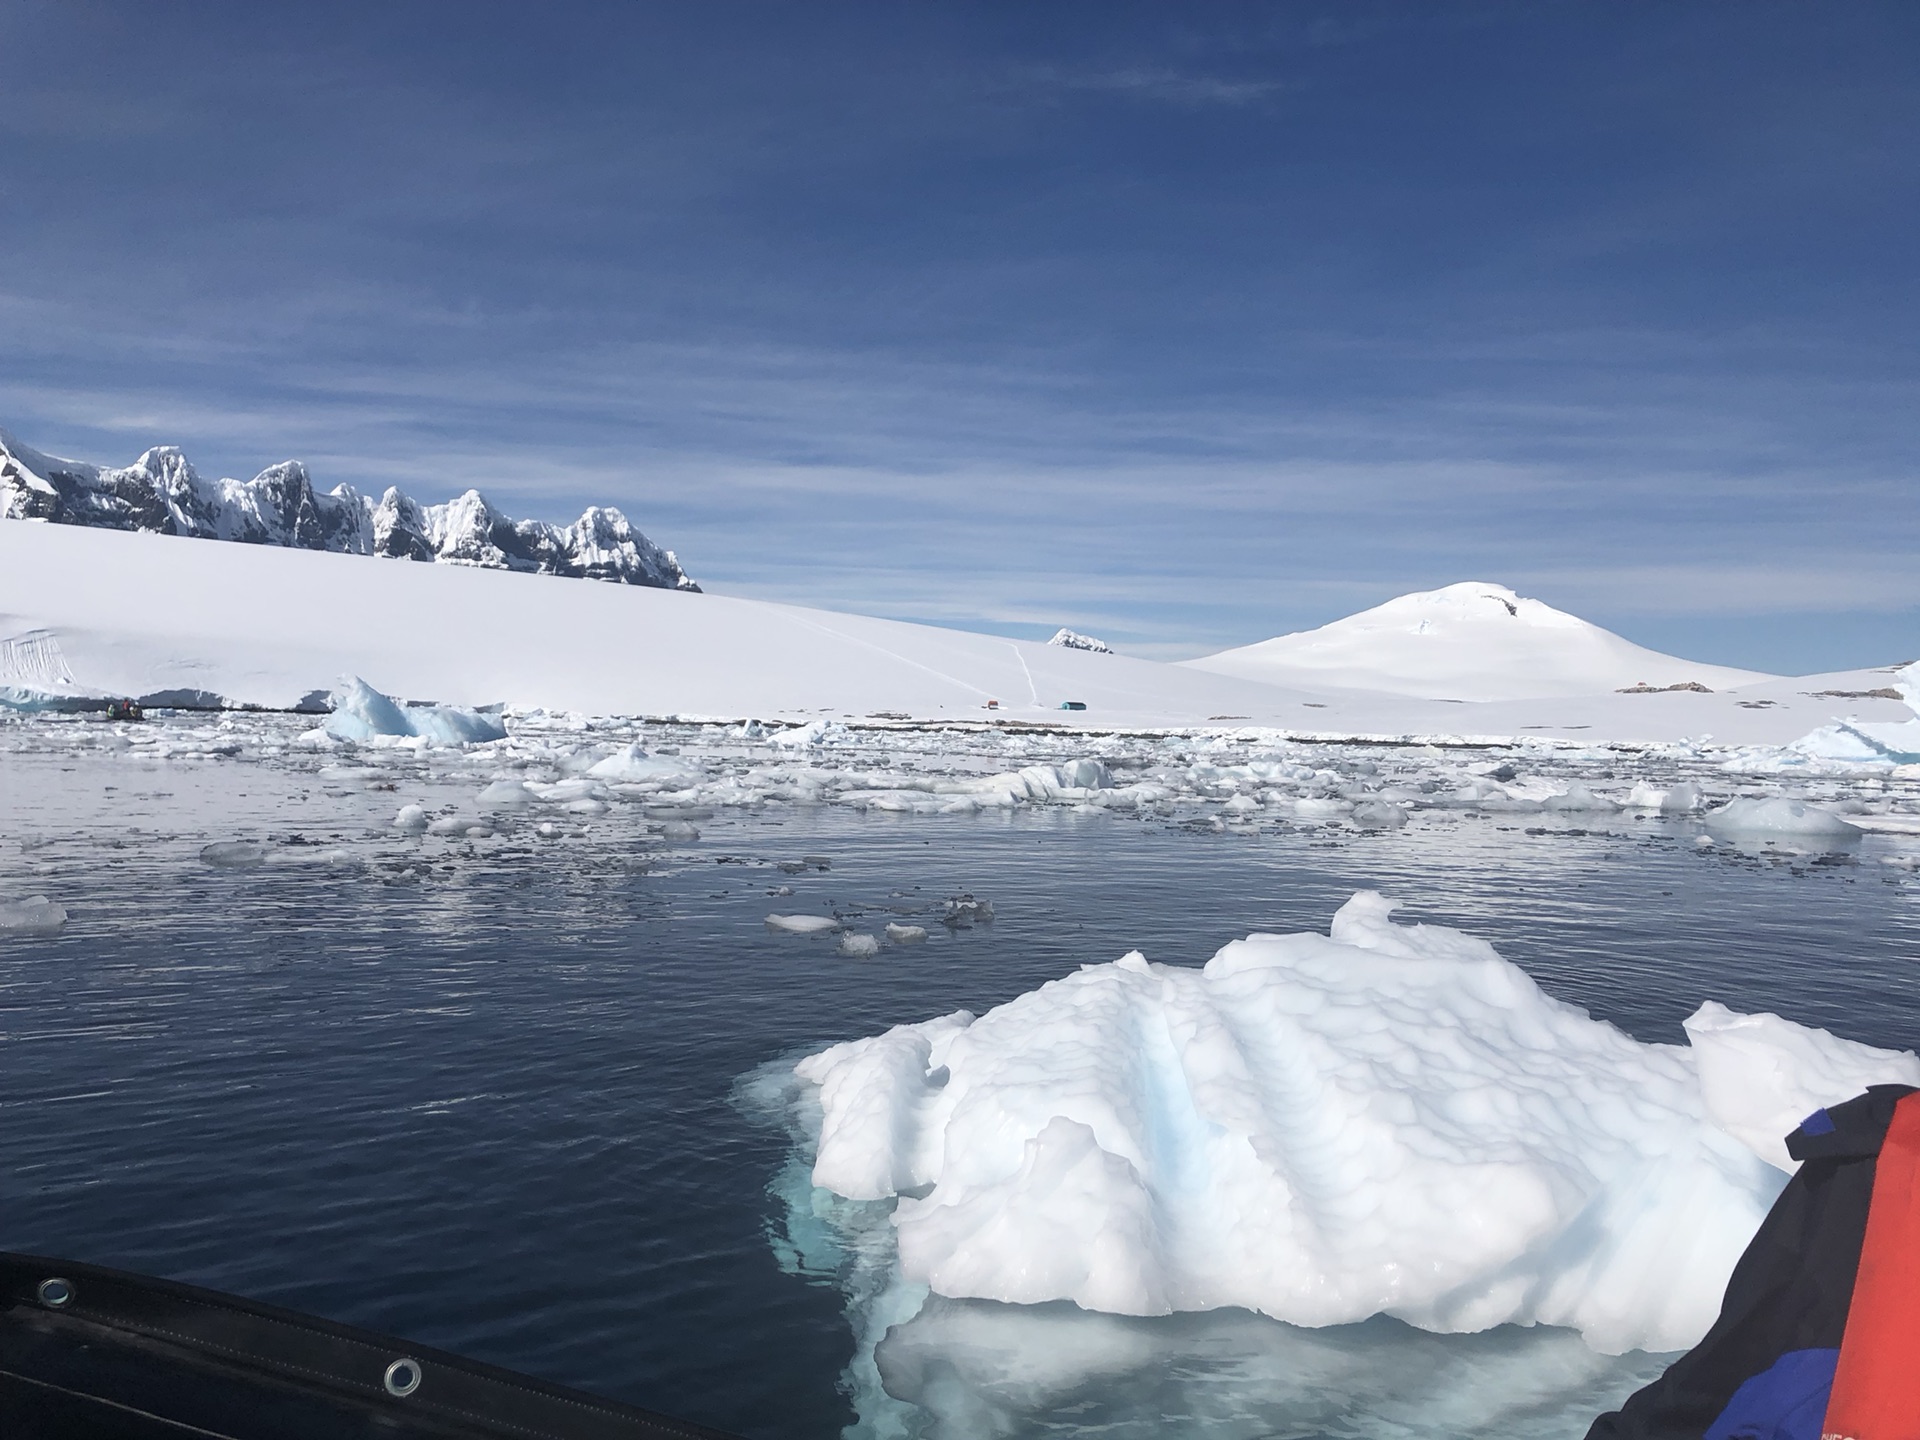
[1013,65,1288,107]
[0,2,1916,674]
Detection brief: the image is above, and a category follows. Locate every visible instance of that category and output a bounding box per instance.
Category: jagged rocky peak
[0,426,698,592]
[1048,627,1113,654]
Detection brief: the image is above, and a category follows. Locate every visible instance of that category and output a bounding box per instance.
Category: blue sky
[2,1,1916,672]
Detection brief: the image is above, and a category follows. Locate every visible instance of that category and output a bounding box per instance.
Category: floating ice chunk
[1291,797,1352,819]
[1684,1001,1920,1172]
[794,893,1788,1355]
[0,896,67,933]
[477,779,537,808]
[942,895,994,928]
[527,777,604,803]
[426,816,470,835]
[1011,761,1113,800]
[770,719,847,748]
[393,804,430,831]
[324,677,505,746]
[404,705,506,746]
[766,913,840,935]
[656,820,701,842]
[199,840,265,867]
[1349,799,1409,830]
[1626,781,1702,812]
[586,743,699,784]
[886,923,928,945]
[839,932,882,958]
[1704,797,1862,842]
[1540,783,1618,813]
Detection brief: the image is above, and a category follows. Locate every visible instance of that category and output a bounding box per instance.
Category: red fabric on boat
[1823,1091,1920,1439]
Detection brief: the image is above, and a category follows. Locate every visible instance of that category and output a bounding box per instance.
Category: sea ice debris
[838,932,882,958]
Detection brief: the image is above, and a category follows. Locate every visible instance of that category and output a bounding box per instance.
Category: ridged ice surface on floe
[795,893,1920,1354]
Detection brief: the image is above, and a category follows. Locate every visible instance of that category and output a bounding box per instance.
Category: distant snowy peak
[0,427,698,591]
[1048,627,1112,654]
[1184,582,1777,702]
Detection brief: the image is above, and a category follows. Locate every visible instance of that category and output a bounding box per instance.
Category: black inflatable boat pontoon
[0,1251,740,1439]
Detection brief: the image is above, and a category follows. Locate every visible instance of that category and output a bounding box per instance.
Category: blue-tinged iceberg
[1786,662,1920,764]
[322,677,506,746]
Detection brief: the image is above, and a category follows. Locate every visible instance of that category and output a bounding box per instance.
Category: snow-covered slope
[0,426,696,591]
[1184,583,1777,701]
[0,522,1313,725]
[1,525,1906,747]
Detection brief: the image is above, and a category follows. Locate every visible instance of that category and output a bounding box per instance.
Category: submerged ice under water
[2,712,1920,1438]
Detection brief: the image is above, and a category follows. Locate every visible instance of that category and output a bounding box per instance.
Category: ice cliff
[0,426,698,591]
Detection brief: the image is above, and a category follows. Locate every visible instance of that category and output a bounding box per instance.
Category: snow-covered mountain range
[1184,582,1776,702]
[0,427,698,591]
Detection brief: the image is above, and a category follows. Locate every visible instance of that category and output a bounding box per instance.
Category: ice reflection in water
[750,1060,1673,1440]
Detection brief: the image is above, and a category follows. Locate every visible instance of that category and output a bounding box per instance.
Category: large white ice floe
[322,677,506,746]
[793,893,1917,1355]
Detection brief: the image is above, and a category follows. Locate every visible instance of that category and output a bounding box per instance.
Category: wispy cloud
[1016,64,1286,107]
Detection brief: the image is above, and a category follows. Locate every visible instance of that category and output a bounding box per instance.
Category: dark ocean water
[4,777,1919,1437]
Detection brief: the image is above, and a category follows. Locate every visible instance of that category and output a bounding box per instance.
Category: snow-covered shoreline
[3,520,1914,765]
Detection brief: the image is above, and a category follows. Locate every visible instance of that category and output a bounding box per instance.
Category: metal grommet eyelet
[384,1357,422,1397]
[37,1278,74,1309]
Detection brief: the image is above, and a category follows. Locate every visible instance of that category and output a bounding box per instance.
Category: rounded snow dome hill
[1182,583,1778,702]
